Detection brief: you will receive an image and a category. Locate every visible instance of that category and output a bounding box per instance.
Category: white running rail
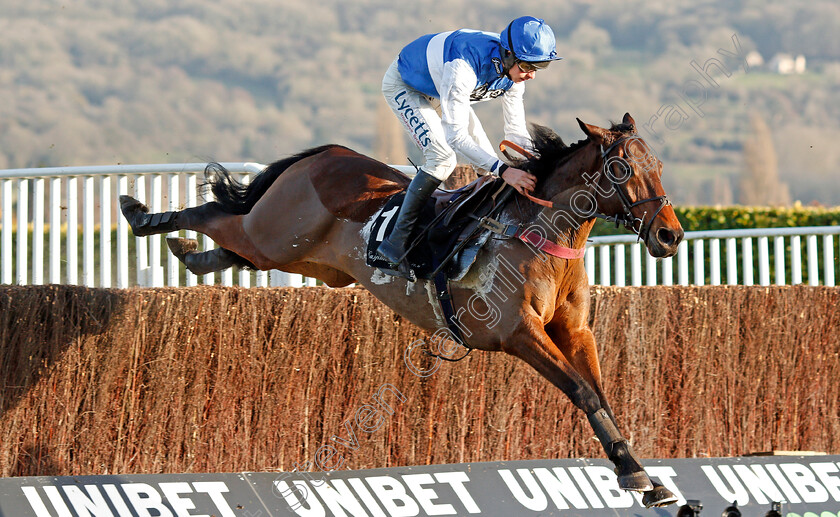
[0,162,417,288]
[1,163,837,288]
[586,226,839,287]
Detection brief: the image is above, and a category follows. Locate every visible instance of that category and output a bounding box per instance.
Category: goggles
[517,60,550,73]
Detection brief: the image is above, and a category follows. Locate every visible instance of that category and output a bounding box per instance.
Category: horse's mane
[525,124,586,177]
[609,121,636,134]
[525,121,635,180]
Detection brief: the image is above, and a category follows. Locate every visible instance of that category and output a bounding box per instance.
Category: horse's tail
[205,144,343,215]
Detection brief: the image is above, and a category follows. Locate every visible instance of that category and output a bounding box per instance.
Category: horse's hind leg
[121,195,265,273]
[120,195,230,237]
[121,194,271,273]
[166,237,253,275]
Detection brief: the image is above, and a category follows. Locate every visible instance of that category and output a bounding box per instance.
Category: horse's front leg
[545,313,678,507]
[503,315,653,493]
[545,320,616,420]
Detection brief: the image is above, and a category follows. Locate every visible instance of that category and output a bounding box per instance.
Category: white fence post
[67,177,78,285]
[100,176,111,288]
[33,178,45,285]
[203,237,215,286]
[710,238,721,285]
[83,176,95,287]
[134,178,148,286]
[662,256,673,286]
[614,244,625,287]
[678,240,689,286]
[2,180,13,283]
[726,237,738,285]
[117,176,129,288]
[774,235,786,286]
[221,265,233,286]
[791,235,802,285]
[631,243,642,286]
[742,237,753,286]
[50,177,61,284]
[807,235,819,286]
[645,248,657,286]
[824,235,835,287]
[758,236,770,286]
[17,179,29,285]
[185,174,198,287]
[149,174,164,287]
[166,173,179,287]
[599,245,611,286]
[693,239,705,286]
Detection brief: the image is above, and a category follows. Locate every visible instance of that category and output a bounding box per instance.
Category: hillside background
[1,0,839,206]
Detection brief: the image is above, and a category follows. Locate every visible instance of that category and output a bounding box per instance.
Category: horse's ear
[577,118,609,144]
[623,113,637,132]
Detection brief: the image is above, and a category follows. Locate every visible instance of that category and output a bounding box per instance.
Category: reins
[500,139,575,210]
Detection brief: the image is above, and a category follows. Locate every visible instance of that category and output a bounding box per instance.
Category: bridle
[516,136,671,243]
[598,136,671,242]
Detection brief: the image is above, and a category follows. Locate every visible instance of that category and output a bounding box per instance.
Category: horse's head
[574,113,684,258]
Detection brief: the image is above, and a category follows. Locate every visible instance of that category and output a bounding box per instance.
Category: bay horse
[120,113,684,507]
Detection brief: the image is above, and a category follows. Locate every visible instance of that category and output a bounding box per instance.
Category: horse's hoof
[120,195,179,236]
[120,195,150,235]
[642,484,678,507]
[166,237,198,262]
[617,470,654,492]
[120,195,148,216]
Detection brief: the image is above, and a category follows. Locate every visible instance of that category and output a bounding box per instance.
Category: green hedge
[590,204,840,237]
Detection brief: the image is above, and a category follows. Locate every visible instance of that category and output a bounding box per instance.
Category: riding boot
[120,195,180,236]
[376,170,442,280]
[166,237,238,275]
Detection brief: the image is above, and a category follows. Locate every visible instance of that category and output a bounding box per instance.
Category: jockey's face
[509,63,537,83]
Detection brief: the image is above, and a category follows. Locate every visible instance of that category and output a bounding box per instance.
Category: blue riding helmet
[500,16,563,62]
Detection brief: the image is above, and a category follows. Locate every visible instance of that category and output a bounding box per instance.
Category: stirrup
[376,237,417,281]
[378,260,416,282]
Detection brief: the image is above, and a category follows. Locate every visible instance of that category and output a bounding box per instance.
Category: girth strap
[428,258,473,362]
[477,216,586,260]
[517,228,586,259]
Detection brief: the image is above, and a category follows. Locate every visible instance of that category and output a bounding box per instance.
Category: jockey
[377,15,563,280]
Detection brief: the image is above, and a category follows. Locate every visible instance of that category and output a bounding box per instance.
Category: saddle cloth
[365,175,505,281]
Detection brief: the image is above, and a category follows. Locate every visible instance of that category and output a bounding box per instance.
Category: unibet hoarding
[2,455,839,516]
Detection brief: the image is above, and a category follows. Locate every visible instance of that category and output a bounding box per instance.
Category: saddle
[365,174,509,281]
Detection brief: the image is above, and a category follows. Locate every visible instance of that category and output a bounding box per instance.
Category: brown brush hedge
[0,284,837,477]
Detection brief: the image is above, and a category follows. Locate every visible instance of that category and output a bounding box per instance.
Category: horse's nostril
[657,228,677,246]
